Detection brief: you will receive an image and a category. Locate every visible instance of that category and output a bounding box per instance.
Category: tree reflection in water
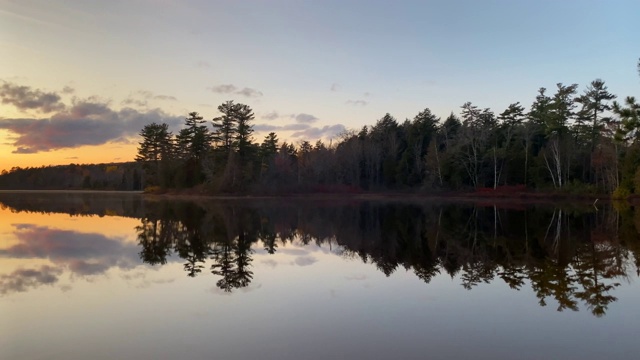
[2,191,635,316]
[131,200,640,317]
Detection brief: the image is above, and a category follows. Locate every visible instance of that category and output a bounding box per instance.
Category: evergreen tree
[575,79,616,149]
[233,103,255,160]
[135,122,174,188]
[177,112,212,161]
[176,112,212,186]
[212,101,237,152]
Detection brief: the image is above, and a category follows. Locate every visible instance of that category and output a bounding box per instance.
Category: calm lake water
[1,192,640,359]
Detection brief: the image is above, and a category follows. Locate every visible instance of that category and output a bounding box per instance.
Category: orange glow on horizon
[0,137,139,173]
[0,205,141,242]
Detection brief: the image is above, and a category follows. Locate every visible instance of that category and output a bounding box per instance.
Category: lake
[1,192,639,359]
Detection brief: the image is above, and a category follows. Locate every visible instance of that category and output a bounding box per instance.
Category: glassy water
[1,192,639,359]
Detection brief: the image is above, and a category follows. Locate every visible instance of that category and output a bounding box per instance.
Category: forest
[1,60,638,196]
[132,60,640,196]
[0,162,143,190]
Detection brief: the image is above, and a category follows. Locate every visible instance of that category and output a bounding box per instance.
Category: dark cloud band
[0,101,183,153]
[0,82,66,113]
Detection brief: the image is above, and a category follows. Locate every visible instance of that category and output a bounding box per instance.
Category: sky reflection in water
[1,193,639,360]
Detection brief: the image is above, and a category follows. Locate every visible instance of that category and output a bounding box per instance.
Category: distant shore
[137,188,610,205]
[0,189,144,194]
[0,188,611,204]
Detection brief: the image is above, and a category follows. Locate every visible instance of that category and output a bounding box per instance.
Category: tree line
[0,163,143,190]
[137,61,640,196]
[1,60,637,195]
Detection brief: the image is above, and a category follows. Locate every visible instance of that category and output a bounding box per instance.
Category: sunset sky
[1,0,638,172]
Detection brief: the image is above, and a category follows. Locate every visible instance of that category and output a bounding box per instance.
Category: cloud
[293,255,317,267]
[0,99,183,153]
[236,87,263,97]
[0,82,66,113]
[253,124,279,132]
[136,90,153,98]
[277,248,312,256]
[196,61,211,68]
[363,92,371,97]
[291,124,347,140]
[0,265,63,295]
[61,86,75,94]
[330,83,340,91]
[13,147,38,154]
[262,111,279,120]
[122,90,177,107]
[346,100,368,106]
[0,224,141,276]
[134,277,176,289]
[260,259,278,268]
[153,95,177,101]
[284,123,311,131]
[253,123,311,133]
[209,84,237,94]
[294,113,318,124]
[122,98,148,107]
[209,84,263,97]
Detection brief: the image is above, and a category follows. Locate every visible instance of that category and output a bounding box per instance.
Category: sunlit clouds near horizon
[1,0,638,170]
[0,80,348,170]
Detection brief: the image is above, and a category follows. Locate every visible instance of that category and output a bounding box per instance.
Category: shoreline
[141,189,610,205]
[0,188,613,204]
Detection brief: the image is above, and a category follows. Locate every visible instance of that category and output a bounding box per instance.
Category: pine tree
[136,122,173,187]
[575,79,616,149]
[175,112,212,187]
[212,101,237,152]
[233,103,255,160]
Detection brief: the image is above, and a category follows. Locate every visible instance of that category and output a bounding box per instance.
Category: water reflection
[1,192,639,318]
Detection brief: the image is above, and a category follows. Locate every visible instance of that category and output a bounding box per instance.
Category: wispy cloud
[236,87,263,97]
[330,83,340,92]
[291,124,346,140]
[261,111,279,120]
[0,81,65,113]
[293,113,318,124]
[346,100,368,106]
[209,84,237,94]
[260,259,278,268]
[293,256,317,267]
[0,265,63,295]
[121,98,148,107]
[153,95,177,101]
[196,60,211,68]
[122,90,177,107]
[208,84,263,97]
[0,7,69,30]
[253,123,311,132]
